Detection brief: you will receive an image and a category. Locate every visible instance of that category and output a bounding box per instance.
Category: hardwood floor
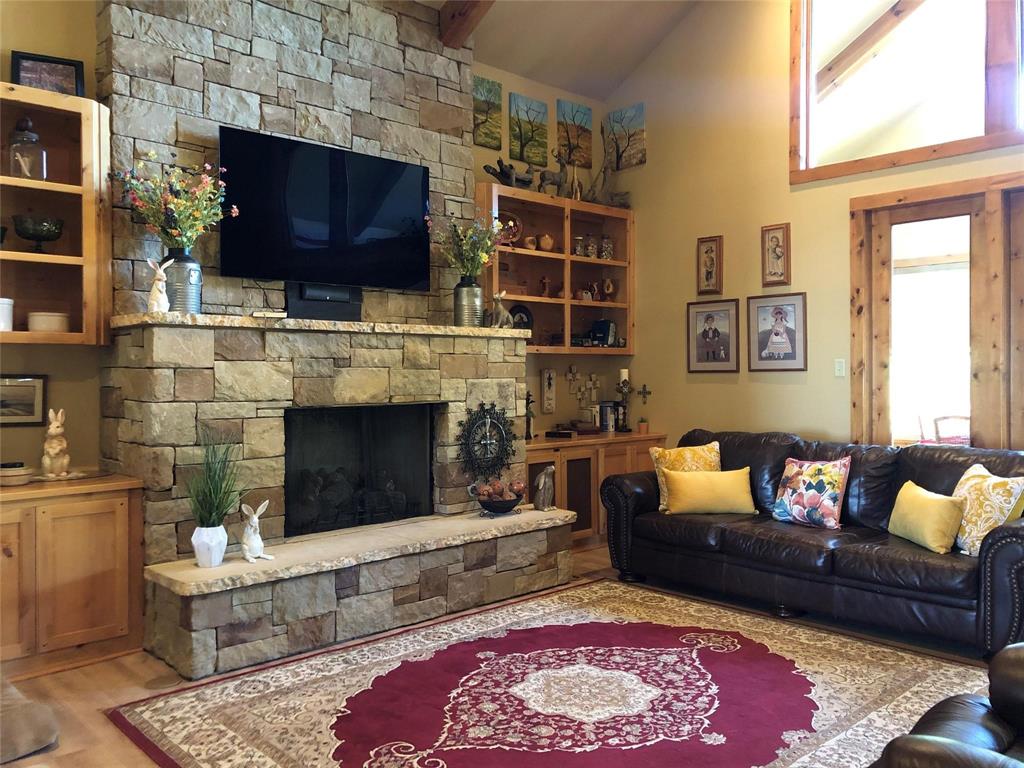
[1,543,615,766]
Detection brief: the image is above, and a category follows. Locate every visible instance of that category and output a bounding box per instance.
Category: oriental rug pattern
[110,581,987,768]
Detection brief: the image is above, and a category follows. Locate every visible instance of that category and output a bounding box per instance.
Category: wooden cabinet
[526,433,666,540]
[0,476,142,678]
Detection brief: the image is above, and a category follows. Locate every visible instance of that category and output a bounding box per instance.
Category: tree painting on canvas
[509,93,548,166]
[604,103,647,169]
[472,75,502,150]
[557,99,592,168]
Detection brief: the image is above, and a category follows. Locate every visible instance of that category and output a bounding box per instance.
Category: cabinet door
[562,447,598,536]
[36,494,129,652]
[630,440,662,473]
[1,506,35,660]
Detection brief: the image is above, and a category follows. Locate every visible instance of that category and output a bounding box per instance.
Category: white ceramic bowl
[27,312,70,333]
[0,466,34,486]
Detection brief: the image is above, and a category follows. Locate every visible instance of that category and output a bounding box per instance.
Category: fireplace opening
[284,404,434,537]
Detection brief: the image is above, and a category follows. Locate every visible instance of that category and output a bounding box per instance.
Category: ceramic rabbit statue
[147,258,173,313]
[490,290,514,328]
[41,408,71,478]
[240,500,275,563]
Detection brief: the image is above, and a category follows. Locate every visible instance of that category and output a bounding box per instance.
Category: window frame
[790,0,1024,185]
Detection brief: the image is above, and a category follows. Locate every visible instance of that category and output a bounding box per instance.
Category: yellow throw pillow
[664,467,757,515]
[887,481,965,554]
[651,442,721,511]
[953,464,1024,557]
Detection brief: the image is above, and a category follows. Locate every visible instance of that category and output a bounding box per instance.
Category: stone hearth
[100,313,530,565]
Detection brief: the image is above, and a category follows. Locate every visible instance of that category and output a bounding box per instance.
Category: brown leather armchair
[872,644,1024,767]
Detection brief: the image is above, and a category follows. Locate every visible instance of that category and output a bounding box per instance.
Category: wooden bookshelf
[0,83,111,345]
[476,182,635,355]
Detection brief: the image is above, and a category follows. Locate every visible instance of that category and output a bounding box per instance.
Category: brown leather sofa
[872,643,1024,766]
[600,429,1024,654]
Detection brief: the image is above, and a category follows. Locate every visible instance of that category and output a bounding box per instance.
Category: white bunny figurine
[41,408,71,478]
[240,500,275,563]
[147,258,173,313]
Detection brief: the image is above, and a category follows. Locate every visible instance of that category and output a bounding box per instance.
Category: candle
[619,368,630,383]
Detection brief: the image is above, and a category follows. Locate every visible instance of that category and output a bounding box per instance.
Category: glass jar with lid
[600,235,615,260]
[584,233,598,258]
[9,117,47,180]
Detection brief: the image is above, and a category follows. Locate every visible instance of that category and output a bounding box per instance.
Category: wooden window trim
[849,173,1024,449]
[791,0,1023,185]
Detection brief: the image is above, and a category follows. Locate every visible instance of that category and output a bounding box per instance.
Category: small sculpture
[539,276,550,297]
[41,408,70,478]
[589,281,602,301]
[538,233,555,251]
[490,290,514,328]
[525,390,535,440]
[603,277,616,299]
[537,148,568,195]
[533,465,556,511]
[147,258,173,313]
[483,157,534,189]
[240,500,275,563]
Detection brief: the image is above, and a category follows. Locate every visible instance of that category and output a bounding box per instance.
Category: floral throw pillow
[650,442,721,512]
[953,464,1024,557]
[772,457,852,529]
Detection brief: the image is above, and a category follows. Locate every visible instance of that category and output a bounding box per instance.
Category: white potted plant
[188,440,239,568]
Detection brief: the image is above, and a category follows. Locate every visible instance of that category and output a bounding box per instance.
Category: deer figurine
[537,148,569,195]
[240,500,275,563]
[147,258,173,313]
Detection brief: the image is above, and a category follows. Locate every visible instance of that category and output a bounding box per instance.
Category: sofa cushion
[633,511,753,551]
[795,440,900,529]
[833,535,979,598]
[895,444,1024,498]
[679,429,800,514]
[721,517,885,575]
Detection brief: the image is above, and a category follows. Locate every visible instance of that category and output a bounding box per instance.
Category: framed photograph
[687,299,739,372]
[696,235,723,295]
[11,51,85,97]
[0,374,47,426]
[761,222,791,286]
[747,293,807,371]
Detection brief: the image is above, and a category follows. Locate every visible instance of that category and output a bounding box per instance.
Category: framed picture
[747,293,807,371]
[0,374,47,426]
[761,222,791,286]
[687,299,739,372]
[696,235,723,295]
[11,51,85,97]
[508,304,533,330]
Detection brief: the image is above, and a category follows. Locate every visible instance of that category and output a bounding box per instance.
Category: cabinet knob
[1,545,12,558]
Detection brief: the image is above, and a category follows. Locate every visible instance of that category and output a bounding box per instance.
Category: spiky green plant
[188,440,240,528]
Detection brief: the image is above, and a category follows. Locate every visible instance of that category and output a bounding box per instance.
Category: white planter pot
[191,525,228,568]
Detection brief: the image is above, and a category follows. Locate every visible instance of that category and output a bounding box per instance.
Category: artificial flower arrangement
[433,215,512,278]
[109,154,239,248]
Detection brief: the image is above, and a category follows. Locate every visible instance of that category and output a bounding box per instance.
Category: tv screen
[218,127,430,291]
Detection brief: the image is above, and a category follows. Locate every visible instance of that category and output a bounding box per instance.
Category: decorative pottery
[637,421,650,435]
[27,312,69,332]
[163,247,203,314]
[538,233,555,251]
[477,494,523,517]
[497,210,522,244]
[191,524,228,568]
[0,465,33,486]
[523,235,538,250]
[454,275,483,327]
[12,215,62,253]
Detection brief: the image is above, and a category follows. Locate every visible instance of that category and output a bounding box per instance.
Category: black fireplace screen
[284,404,433,536]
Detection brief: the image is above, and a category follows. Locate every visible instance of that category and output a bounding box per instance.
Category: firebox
[284,404,434,537]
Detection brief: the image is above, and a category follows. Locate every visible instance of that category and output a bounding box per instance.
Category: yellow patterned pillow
[650,442,721,511]
[953,464,1024,557]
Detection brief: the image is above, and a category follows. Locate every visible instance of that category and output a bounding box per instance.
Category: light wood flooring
[1,543,615,767]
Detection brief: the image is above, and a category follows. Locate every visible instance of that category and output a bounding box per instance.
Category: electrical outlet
[834,358,847,378]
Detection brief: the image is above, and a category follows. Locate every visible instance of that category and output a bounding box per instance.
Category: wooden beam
[868,209,893,446]
[984,0,1020,134]
[1009,191,1024,450]
[849,209,872,444]
[816,0,925,98]
[439,0,494,49]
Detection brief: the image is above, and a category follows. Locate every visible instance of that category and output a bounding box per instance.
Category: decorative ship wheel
[457,402,517,480]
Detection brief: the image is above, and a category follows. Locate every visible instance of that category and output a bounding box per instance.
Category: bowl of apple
[471,479,526,517]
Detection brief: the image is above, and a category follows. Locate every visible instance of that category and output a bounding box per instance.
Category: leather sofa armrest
[873,735,1023,768]
[600,471,659,581]
[978,518,1024,654]
[989,643,1024,732]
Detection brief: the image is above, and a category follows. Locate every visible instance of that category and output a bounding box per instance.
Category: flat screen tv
[218,126,430,291]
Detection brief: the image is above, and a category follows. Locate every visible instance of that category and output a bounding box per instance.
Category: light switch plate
[834,358,847,377]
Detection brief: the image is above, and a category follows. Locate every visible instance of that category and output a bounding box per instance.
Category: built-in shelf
[502,293,565,305]
[0,330,87,345]
[571,299,629,309]
[0,249,84,265]
[0,175,83,195]
[569,255,629,268]
[498,245,566,261]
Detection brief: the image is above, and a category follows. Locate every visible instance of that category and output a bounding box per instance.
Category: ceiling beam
[439,0,494,50]
[816,0,925,99]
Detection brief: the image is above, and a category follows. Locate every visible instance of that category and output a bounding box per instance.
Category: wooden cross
[565,365,581,394]
[577,373,601,405]
[638,383,653,404]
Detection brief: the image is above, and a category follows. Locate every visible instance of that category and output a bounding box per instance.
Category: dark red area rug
[110,581,986,768]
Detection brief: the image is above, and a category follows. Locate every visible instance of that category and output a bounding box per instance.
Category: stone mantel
[146,507,575,596]
[111,313,532,339]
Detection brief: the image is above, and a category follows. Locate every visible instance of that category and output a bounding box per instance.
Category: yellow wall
[0,0,97,98]
[609,0,1022,445]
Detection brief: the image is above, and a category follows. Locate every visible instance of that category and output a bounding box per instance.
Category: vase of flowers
[188,439,239,568]
[110,156,238,314]
[439,215,511,326]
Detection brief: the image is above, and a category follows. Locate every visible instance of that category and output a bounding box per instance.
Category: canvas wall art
[509,93,548,166]
[761,222,791,286]
[696,235,723,295]
[604,103,646,169]
[11,51,84,96]
[0,374,47,425]
[687,300,739,372]
[472,75,502,150]
[747,292,807,371]
[557,99,593,168]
